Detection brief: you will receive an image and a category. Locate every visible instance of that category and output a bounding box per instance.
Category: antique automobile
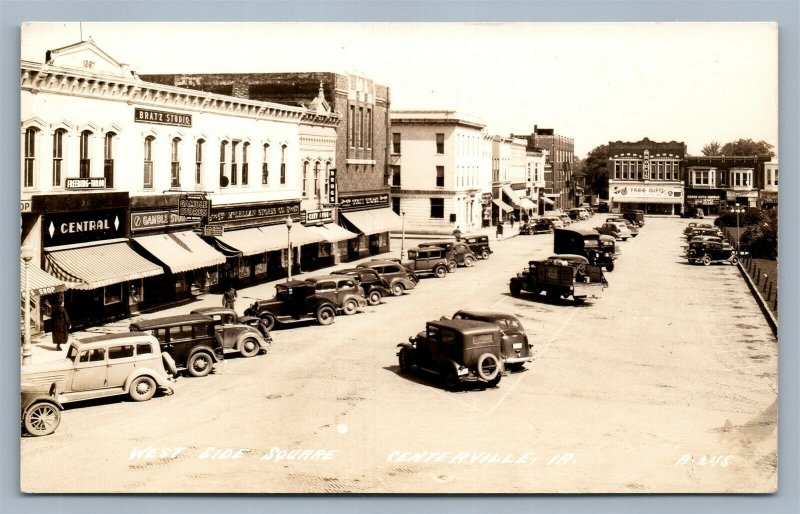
[622,209,645,227]
[243,281,339,329]
[21,383,62,437]
[567,208,589,221]
[403,247,450,278]
[21,333,175,406]
[358,260,418,295]
[684,223,714,235]
[189,307,272,357]
[460,234,493,260]
[595,222,629,241]
[519,219,553,235]
[557,213,572,226]
[419,241,478,271]
[606,217,639,237]
[129,315,224,377]
[305,275,368,315]
[451,310,533,371]
[364,258,420,284]
[541,215,565,229]
[509,254,607,304]
[600,235,620,263]
[397,319,503,391]
[554,228,615,272]
[335,268,392,306]
[686,227,723,241]
[683,222,699,234]
[687,240,739,266]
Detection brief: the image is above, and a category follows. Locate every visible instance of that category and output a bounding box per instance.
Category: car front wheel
[187,352,213,377]
[435,266,447,278]
[447,261,457,273]
[316,305,336,325]
[481,249,490,260]
[391,283,405,296]
[129,375,157,401]
[463,255,475,267]
[606,262,615,272]
[398,348,413,373]
[259,314,276,332]
[367,290,382,306]
[24,402,60,436]
[240,337,260,358]
[342,298,359,315]
[702,254,712,266]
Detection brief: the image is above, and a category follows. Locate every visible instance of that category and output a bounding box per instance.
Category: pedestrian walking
[51,299,71,351]
[496,222,504,239]
[222,286,237,310]
[509,213,516,228]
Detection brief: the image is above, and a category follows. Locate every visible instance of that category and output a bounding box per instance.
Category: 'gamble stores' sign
[134,107,192,128]
[178,196,211,219]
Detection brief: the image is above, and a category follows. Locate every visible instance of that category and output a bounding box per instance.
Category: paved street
[20,216,777,493]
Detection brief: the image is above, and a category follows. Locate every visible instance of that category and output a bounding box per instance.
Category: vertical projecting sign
[328,168,337,204]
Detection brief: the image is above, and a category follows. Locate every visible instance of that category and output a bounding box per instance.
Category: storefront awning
[134,231,226,274]
[46,242,163,290]
[341,208,402,235]
[541,197,555,206]
[216,227,278,256]
[544,193,560,199]
[21,260,69,296]
[501,185,522,207]
[519,198,536,211]
[308,223,359,243]
[492,199,514,212]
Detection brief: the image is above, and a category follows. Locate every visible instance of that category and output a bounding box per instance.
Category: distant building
[684,155,772,214]
[607,138,687,215]
[759,158,778,209]
[530,126,574,210]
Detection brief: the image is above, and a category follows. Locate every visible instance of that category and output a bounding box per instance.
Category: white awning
[501,185,522,207]
[288,222,328,246]
[133,231,226,274]
[519,198,536,210]
[541,197,555,206]
[341,208,402,235]
[544,193,560,199]
[216,227,276,256]
[492,199,513,213]
[308,223,359,243]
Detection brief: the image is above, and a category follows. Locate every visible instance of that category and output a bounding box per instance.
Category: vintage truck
[554,228,616,272]
[509,254,607,304]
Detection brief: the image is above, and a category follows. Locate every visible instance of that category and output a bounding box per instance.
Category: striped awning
[134,231,226,274]
[492,199,513,213]
[46,242,164,290]
[340,208,402,235]
[216,227,277,256]
[519,198,536,211]
[501,185,522,207]
[20,260,68,297]
[308,223,358,243]
[288,223,328,246]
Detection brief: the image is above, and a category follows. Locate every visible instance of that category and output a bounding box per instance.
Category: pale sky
[21,22,778,157]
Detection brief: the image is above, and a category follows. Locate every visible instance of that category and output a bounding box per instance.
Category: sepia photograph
[18,21,779,494]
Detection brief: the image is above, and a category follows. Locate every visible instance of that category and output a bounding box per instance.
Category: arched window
[104,132,116,188]
[231,140,239,186]
[280,145,287,185]
[195,139,204,185]
[143,136,155,189]
[52,129,66,187]
[79,130,92,178]
[313,161,320,199]
[23,127,38,188]
[261,143,270,185]
[242,142,249,186]
[219,141,229,187]
[170,137,181,188]
[302,161,309,198]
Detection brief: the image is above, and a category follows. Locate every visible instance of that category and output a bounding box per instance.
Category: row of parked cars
[682,222,738,266]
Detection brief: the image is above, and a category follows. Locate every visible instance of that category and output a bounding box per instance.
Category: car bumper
[504,355,533,365]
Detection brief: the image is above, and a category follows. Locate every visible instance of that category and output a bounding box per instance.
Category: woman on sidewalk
[51,300,71,351]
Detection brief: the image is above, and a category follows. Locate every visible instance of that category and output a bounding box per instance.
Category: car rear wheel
[367,290,382,306]
[447,261,457,273]
[398,348,413,373]
[316,305,336,325]
[701,254,712,266]
[606,262,615,272]
[546,288,560,302]
[463,255,475,267]
[476,353,500,381]
[129,375,157,401]
[435,266,447,278]
[480,249,490,260]
[730,256,739,265]
[24,402,60,436]
[391,283,405,297]
[259,314,276,332]
[509,281,522,297]
[187,352,213,377]
[342,298,359,315]
[240,337,260,358]
[442,365,461,392]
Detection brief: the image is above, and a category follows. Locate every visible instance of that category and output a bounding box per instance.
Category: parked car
[129,315,224,377]
[622,210,645,227]
[606,217,639,237]
[554,228,615,272]
[460,234,493,260]
[358,260,418,296]
[335,268,392,306]
[557,213,572,226]
[687,227,723,241]
[541,215,564,229]
[403,247,450,278]
[364,257,419,284]
[595,222,629,241]
[519,219,553,235]
[687,240,738,266]
[509,254,607,304]
[418,241,478,271]
[568,208,589,221]
[596,202,610,213]
[21,332,175,406]
[21,383,62,437]
[189,307,272,357]
[451,310,533,371]
[683,222,714,235]
[397,319,502,390]
[305,275,368,315]
[243,280,347,330]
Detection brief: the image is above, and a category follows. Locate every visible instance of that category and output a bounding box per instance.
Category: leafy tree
[581,144,610,197]
[720,139,775,157]
[740,209,777,259]
[702,141,721,155]
[714,207,766,228]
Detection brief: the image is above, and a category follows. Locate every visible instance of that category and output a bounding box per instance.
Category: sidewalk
[25,225,526,365]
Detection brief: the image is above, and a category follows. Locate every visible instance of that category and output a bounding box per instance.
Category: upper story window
[313,161,320,199]
[104,132,116,188]
[143,136,155,189]
[171,137,181,188]
[366,108,373,149]
[691,169,714,187]
[348,106,355,148]
[195,139,204,186]
[436,133,444,154]
[280,145,287,185]
[390,165,401,187]
[230,140,239,186]
[79,130,92,178]
[436,165,445,187]
[219,141,229,188]
[23,127,38,188]
[430,198,444,219]
[52,129,65,187]
[242,142,249,186]
[302,161,309,198]
[392,133,401,154]
[358,107,364,148]
[262,143,270,185]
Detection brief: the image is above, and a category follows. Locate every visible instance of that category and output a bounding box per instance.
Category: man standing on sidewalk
[51,299,71,352]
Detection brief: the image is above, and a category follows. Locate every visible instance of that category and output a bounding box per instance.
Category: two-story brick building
[684,155,772,214]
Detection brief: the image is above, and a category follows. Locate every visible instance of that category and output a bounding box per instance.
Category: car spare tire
[476,353,500,381]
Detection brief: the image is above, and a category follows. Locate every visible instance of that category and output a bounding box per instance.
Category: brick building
[684,155,772,214]
[515,126,574,211]
[141,71,398,259]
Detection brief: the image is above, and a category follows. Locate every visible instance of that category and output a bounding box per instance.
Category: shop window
[108,345,135,359]
[392,133,401,154]
[143,136,154,189]
[175,274,188,294]
[171,137,181,188]
[254,254,267,275]
[262,143,270,185]
[280,145,287,185]
[242,142,249,185]
[23,127,37,188]
[104,132,115,188]
[239,261,251,278]
[430,198,444,219]
[103,284,122,305]
[208,269,219,286]
[52,129,65,187]
[195,139,204,186]
[79,130,92,178]
[129,280,143,305]
[231,140,239,186]
[436,133,444,154]
[436,166,444,187]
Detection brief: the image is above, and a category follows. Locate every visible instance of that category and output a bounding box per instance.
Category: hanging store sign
[134,107,192,127]
[203,225,224,237]
[328,168,337,204]
[304,209,333,224]
[481,193,493,205]
[339,193,389,211]
[43,208,126,248]
[65,177,106,189]
[178,195,211,219]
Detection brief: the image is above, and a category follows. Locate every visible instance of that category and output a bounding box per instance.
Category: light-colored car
[605,220,633,240]
[21,332,175,404]
[542,215,564,229]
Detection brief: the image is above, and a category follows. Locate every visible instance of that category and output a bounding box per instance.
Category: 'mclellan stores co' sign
[43,208,126,248]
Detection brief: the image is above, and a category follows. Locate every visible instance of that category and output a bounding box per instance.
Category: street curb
[736,260,778,336]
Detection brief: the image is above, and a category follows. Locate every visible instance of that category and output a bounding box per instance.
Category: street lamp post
[734,203,745,255]
[400,211,406,260]
[285,216,293,282]
[21,245,34,365]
